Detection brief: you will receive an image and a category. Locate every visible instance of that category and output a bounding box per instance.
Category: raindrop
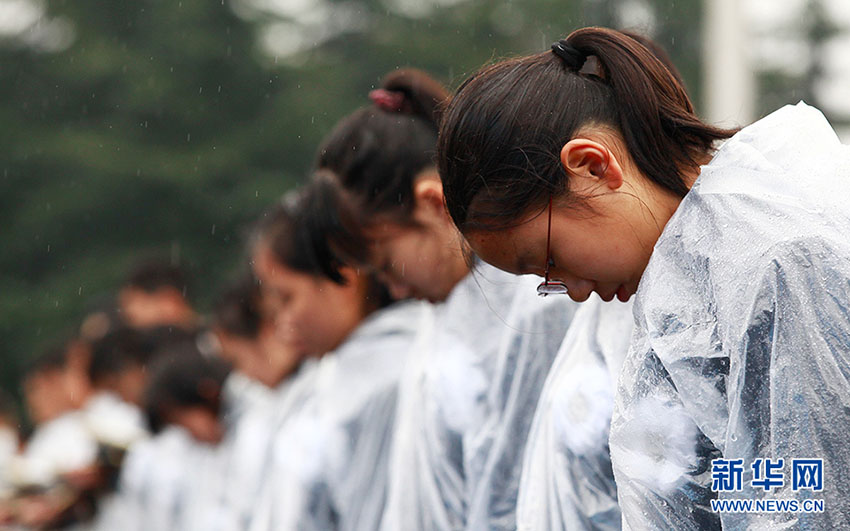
[211,224,216,235]
[187,133,191,142]
[78,287,82,296]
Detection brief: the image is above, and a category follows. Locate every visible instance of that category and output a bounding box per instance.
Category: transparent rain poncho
[176,372,279,531]
[381,262,576,530]
[248,300,426,531]
[610,102,850,529]
[114,425,200,531]
[517,295,634,531]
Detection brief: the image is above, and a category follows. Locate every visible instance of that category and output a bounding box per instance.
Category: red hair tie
[369,89,406,113]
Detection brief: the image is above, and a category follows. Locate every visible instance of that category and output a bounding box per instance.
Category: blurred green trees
[0,0,704,401]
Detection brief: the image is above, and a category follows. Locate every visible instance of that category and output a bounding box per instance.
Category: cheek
[555,231,635,281]
[289,290,334,339]
[396,230,440,266]
[467,232,527,276]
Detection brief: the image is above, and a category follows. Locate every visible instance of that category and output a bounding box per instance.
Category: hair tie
[551,40,585,71]
[369,89,406,113]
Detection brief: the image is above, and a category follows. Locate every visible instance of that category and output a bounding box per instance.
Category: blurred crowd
[0,259,276,529]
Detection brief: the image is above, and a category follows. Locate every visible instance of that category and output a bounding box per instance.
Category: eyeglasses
[537,197,569,297]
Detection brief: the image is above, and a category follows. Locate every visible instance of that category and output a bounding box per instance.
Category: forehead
[362,218,412,243]
[360,219,419,262]
[254,246,313,288]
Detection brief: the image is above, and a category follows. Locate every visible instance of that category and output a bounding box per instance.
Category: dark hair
[142,325,199,358]
[309,69,449,276]
[24,344,69,379]
[620,30,684,86]
[254,187,393,309]
[124,259,188,295]
[253,190,332,278]
[88,327,155,385]
[438,27,737,233]
[142,348,230,434]
[212,274,263,339]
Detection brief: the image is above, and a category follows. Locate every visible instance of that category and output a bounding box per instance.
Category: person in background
[114,346,230,531]
[20,347,99,483]
[81,327,153,531]
[11,346,100,528]
[143,351,230,450]
[84,327,154,463]
[118,259,198,331]
[305,68,576,530]
[0,389,21,526]
[212,274,302,392]
[184,273,305,531]
[437,25,850,529]
[247,189,425,531]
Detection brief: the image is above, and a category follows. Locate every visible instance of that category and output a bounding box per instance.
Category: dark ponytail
[438,27,737,233]
[254,183,393,310]
[309,68,450,278]
[253,190,328,280]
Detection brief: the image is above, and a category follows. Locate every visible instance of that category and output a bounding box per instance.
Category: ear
[336,265,360,287]
[412,172,449,220]
[560,138,624,191]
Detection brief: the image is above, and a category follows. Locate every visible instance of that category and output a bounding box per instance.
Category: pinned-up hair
[438,27,737,233]
[142,347,230,434]
[308,69,450,279]
[252,190,328,279]
[124,259,188,295]
[253,184,394,309]
[88,327,156,385]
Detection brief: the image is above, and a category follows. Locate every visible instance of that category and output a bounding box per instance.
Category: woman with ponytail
[246,188,425,531]
[438,26,850,529]
[306,69,576,530]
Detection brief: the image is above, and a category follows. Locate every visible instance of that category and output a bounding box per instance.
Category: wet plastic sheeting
[610,103,850,529]
[382,263,576,530]
[517,295,634,531]
[249,301,425,531]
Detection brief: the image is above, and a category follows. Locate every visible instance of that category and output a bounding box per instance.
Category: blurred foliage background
[1,0,847,403]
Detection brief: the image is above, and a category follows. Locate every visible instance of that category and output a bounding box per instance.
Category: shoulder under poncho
[249,300,425,531]
[517,295,634,530]
[381,263,576,530]
[610,102,850,529]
